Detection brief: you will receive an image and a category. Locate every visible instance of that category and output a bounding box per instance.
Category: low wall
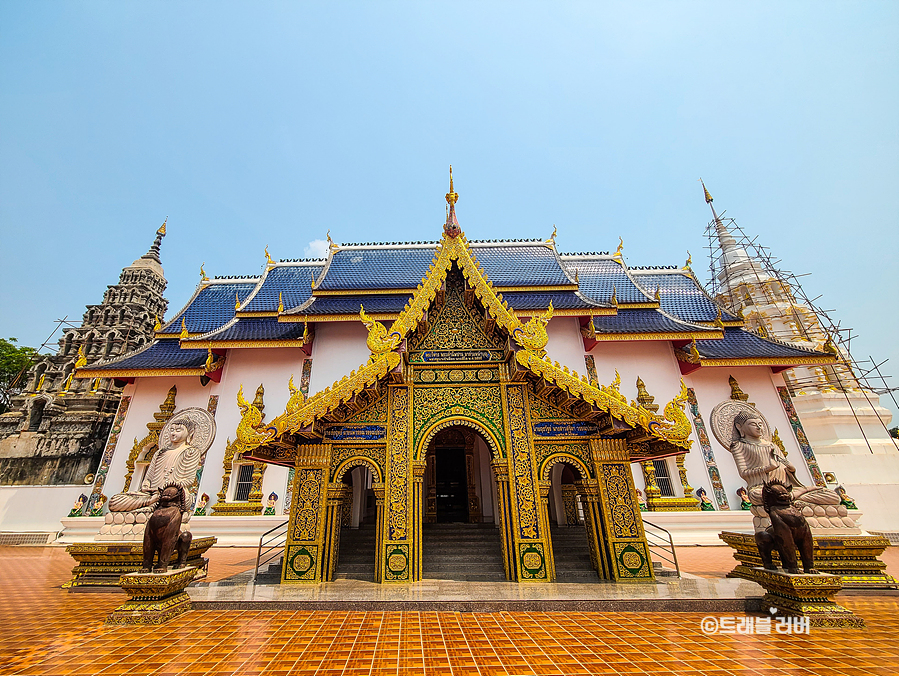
[0,485,86,533]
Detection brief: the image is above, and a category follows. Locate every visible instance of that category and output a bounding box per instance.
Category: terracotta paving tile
[4,546,899,675]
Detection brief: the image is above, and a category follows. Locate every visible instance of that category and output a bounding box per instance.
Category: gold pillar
[380,385,414,582]
[411,460,426,582]
[372,482,385,583]
[538,480,556,582]
[576,480,608,579]
[281,445,331,583]
[590,438,655,581]
[321,483,350,582]
[503,384,551,581]
[492,459,516,581]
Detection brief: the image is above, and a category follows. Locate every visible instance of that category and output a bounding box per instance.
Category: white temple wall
[544,317,589,377]
[587,341,684,406]
[308,322,370,396]
[200,347,304,508]
[0,485,86,533]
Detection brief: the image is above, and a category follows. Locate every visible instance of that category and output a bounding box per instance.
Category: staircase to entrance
[423,523,506,582]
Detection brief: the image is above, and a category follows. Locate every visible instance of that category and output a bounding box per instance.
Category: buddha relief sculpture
[98,408,215,541]
[710,400,859,532]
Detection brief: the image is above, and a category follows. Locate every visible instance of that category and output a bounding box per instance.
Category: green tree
[0,338,39,414]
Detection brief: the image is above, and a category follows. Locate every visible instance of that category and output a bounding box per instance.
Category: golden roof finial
[180,318,189,339]
[445,165,458,206]
[264,246,275,267]
[235,292,241,311]
[714,306,726,329]
[635,376,659,414]
[614,237,624,258]
[302,319,310,344]
[310,270,316,290]
[683,250,692,270]
[574,268,579,284]
[546,224,557,245]
[278,292,284,314]
[157,217,167,236]
[200,263,209,282]
[700,178,713,204]
[205,348,216,372]
[611,285,618,307]
[688,338,701,359]
[654,284,661,302]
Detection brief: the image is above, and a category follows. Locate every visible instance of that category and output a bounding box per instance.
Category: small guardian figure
[68,494,87,517]
[142,484,193,573]
[263,492,279,516]
[696,487,715,511]
[755,479,817,575]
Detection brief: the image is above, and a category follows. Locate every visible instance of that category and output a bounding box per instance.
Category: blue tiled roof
[316,247,437,291]
[159,281,257,335]
[315,244,575,292]
[592,309,719,335]
[502,291,605,311]
[298,294,413,316]
[241,264,324,313]
[690,328,827,360]
[562,257,653,305]
[471,245,574,287]
[189,318,306,343]
[85,340,207,372]
[630,271,739,323]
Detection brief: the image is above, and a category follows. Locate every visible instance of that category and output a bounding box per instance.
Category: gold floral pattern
[507,385,539,540]
[386,387,410,541]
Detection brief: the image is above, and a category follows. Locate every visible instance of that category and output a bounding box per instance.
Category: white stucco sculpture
[710,400,859,533]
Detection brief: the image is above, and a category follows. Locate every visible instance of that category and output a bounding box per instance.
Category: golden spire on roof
[613,237,624,258]
[654,284,661,301]
[611,285,618,307]
[180,318,189,339]
[235,292,241,311]
[546,224,557,245]
[264,246,275,268]
[443,165,461,237]
[200,263,209,282]
[157,217,167,236]
[683,250,692,270]
[278,292,284,314]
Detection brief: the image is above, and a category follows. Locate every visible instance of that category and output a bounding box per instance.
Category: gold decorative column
[590,438,655,581]
[281,445,331,583]
[503,384,552,581]
[675,454,700,510]
[380,385,414,582]
[411,460,426,582]
[561,485,579,525]
[372,482,386,582]
[492,459,516,580]
[321,483,350,581]
[576,479,608,579]
[639,460,661,503]
[538,480,556,581]
[641,457,698,512]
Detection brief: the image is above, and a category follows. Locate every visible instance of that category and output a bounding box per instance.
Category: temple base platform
[751,567,865,628]
[105,566,199,625]
[63,536,216,590]
[720,531,897,589]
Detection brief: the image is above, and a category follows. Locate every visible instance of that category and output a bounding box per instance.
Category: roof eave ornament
[443,165,461,238]
[612,237,624,266]
[264,246,275,269]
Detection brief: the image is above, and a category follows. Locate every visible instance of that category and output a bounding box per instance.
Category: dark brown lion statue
[754,478,817,575]
[142,484,193,573]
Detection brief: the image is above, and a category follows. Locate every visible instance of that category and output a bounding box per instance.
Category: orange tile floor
[3,546,899,676]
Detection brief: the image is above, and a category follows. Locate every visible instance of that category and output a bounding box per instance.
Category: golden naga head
[360,305,401,357]
[513,302,553,354]
[286,374,305,414]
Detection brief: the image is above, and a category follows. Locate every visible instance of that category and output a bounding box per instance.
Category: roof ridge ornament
[545,224,557,246]
[683,250,692,271]
[444,165,461,238]
[200,263,209,283]
[612,237,624,266]
[264,246,275,269]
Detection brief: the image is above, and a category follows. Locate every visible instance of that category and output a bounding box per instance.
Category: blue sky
[1,2,897,419]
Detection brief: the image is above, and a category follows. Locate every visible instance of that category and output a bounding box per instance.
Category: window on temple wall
[233,464,254,501]
[27,398,46,432]
[652,459,676,497]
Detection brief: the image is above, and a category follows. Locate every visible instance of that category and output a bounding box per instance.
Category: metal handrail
[642,518,681,578]
[254,520,289,581]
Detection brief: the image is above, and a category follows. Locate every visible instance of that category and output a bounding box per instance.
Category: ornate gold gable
[234,228,692,462]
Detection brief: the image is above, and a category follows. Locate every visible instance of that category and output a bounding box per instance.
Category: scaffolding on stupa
[700,193,898,451]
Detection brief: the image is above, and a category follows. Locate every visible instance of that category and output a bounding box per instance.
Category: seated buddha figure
[728,410,852,530]
[108,415,203,515]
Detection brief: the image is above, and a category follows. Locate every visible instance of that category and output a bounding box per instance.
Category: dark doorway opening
[435,445,469,523]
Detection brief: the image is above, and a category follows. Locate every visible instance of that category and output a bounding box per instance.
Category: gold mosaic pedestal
[720,531,897,589]
[64,536,216,589]
[105,566,199,625]
[751,567,865,628]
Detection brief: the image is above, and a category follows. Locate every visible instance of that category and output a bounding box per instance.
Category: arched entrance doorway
[422,426,505,581]
[545,461,597,581]
[333,463,378,581]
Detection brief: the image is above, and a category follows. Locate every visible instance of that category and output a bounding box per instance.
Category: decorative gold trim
[278,313,399,323]
[674,351,837,368]
[591,330,724,341]
[185,339,306,349]
[76,367,206,378]
[312,288,417,296]
[495,284,579,293]
[617,302,660,309]
[235,311,280,318]
[516,307,615,317]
